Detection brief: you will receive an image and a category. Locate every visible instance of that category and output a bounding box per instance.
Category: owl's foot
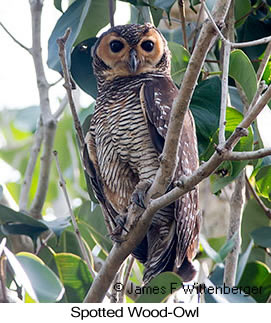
[110,215,128,243]
[131,179,153,209]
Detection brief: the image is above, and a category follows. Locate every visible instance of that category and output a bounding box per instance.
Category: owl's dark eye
[141,40,154,52]
[110,40,124,53]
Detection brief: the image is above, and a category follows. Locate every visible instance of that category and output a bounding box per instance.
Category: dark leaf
[189,77,221,157]
[237,11,271,60]
[0,205,48,242]
[54,0,63,12]
[71,38,98,98]
[251,226,271,248]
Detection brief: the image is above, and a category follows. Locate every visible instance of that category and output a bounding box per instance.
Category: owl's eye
[110,40,124,53]
[141,40,154,52]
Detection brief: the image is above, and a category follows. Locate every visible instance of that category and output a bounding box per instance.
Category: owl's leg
[110,214,129,243]
[131,179,153,209]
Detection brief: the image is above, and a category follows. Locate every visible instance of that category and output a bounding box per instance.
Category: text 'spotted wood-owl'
[85,23,200,284]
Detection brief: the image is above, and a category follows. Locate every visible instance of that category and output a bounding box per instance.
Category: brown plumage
[85,23,200,283]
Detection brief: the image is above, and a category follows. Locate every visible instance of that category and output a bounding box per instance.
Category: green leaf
[40,217,71,238]
[78,202,112,253]
[136,272,182,303]
[168,41,190,85]
[235,0,251,28]
[236,239,254,285]
[13,106,40,133]
[0,204,48,242]
[71,38,98,98]
[4,247,38,302]
[251,226,271,248]
[210,107,254,193]
[74,0,114,46]
[48,0,92,72]
[218,233,237,261]
[189,77,221,156]
[255,166,271,201]
[229,49,257,104]
[153,0,176,17]
[16,252,65,303]
[241,199,271,264]
[48,0,113,73]
[199,234,222,263]
[238,261,271,302]
[54,0,63,12]
[262,60,271,85]
[55,253,93,302]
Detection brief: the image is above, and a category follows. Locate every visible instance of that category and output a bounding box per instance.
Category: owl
[84,23,200,284]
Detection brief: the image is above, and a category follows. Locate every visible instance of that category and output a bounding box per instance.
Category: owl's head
[92,23,171,82]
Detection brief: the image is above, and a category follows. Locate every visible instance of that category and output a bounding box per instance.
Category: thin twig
[224,148,271,161]
[191,0,205,53]
[0,256,8,303]
[203,2,271,49]
[256,41,271,83]
[232,36,271,49]
[57,28,85,149]
[120,256,135,301]
[53,94,68,120]
[0,22,31,53]
[53,151,96,279]
[108,0,115,27]
[178,0,188,50]
[218,41,231,146]
[49,77,63,88]
[246,175,271,220]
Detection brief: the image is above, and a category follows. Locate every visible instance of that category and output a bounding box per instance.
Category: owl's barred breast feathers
[85,23,200,284]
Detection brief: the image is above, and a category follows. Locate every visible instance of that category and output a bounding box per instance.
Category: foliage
[0,0,271,304]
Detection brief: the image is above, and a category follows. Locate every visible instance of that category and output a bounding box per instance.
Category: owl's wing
[84,134,118,233]
[142,77,200,279]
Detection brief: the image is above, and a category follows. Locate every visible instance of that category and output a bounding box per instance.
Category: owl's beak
[129,49,139,73]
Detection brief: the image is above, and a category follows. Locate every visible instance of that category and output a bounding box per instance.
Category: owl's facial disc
[95,27,166,80]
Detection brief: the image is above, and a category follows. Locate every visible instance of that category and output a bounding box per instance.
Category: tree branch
[108,0,115,27]
[28,0,57,219]
[0,22,31,53]
[218,41,231,145]
[223,148,271,161]
[178,0,188,50]
[224,171,246,286]
[57,28,85,150]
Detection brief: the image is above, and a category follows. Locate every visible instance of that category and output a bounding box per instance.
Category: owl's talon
[109,215,129,243]
[131,180,153,209]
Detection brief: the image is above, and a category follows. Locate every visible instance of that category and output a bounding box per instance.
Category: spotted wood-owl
[85,23,200,283]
